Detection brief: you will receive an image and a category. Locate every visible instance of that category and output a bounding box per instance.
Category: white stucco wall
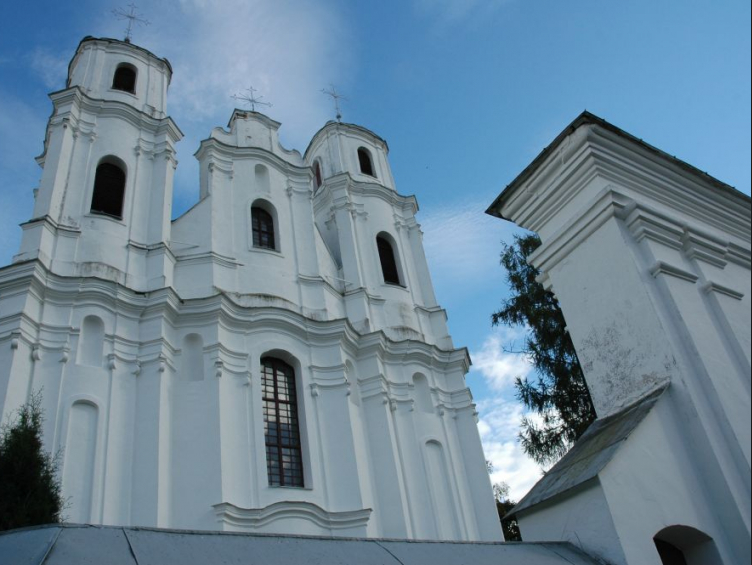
[490,114,751,564]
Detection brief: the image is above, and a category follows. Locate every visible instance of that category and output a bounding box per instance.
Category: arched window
[377,234,401,285]
[261,357,304,487]
[313,161,323,190]
[252,206,276,250]
[357,147,375,177]
[112,64,137,94]
[90,159,126,219]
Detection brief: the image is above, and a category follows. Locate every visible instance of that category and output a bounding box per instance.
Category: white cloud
[124,0,352,148]
[87,0,354,209]
[470,327,533,391]
[477,395,543,502]
[469,327,541,501]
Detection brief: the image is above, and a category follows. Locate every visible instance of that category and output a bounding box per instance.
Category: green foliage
[0,392,63,531]
[492,233,596,466]
[496,498,521,541]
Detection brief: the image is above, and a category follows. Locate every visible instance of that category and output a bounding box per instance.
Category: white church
[0,35,749,565]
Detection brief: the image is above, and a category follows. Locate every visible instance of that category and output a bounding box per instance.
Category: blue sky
[1,0,750,500]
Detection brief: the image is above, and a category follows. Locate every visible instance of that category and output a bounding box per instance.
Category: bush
[0,392,63,531]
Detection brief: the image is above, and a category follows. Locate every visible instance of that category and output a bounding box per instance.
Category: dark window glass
[90,162,126,218]
[358,148,375,177]
[377,236,400,285]
[112,65,136,94]
[314,162,322,189]
[252,207,275,249]
[262,357,303,487]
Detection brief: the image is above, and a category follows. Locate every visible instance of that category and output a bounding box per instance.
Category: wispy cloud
[86,0,354,209]
[414,0,513,27]
[30,48,69,90]
[420,197,523,287]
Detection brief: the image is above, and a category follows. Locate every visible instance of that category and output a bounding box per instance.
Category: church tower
[0,37,501,541]
[14,37,182,291]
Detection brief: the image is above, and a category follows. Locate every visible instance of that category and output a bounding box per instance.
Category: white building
[0,36,501,541]
[487,112,751,565]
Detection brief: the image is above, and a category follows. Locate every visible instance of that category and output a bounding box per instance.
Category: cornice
[304,121,389,160]
[213,501,372,530]
[312,172,418,216]
[195,137,312,181]
[37,87,183,163]
[529,188,752,278]
[0,260,470,372]
[490,117,750,247]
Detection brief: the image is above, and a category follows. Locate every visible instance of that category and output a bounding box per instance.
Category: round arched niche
[78,315,105,367]
[413,373,433,413]
[653,525,722,565]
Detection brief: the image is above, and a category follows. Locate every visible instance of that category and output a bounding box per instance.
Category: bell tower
[14,37,183,291]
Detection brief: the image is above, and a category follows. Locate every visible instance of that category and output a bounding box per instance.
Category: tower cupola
[67,36,172,118]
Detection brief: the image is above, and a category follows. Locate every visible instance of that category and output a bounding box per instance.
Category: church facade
[0,36,501,541]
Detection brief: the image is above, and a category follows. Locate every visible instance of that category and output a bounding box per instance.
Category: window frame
[251,205,276,250]
[261,357,304,488]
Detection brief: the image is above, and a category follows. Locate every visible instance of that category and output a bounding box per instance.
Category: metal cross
[112,3,150,43]
[231,86,272,112]
[322,85,346,122]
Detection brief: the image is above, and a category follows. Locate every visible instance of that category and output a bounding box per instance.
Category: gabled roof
[509,384,668,518]
[486,111,746,221]
[1,524,604,564]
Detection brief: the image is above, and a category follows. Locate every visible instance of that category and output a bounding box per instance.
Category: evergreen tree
[0,393,63,531]
[492,233,596,466]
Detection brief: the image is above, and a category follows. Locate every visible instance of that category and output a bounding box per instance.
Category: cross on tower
[231,86,273,112]
[322,85,347,122]
[112,3,150,43]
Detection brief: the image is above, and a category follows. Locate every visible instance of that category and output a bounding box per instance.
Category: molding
[0,261,471,377]
[649,261,699,284]
[700,281,745,301]
[213,501,371,531]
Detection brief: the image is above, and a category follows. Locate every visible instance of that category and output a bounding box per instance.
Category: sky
[0,0,750,502]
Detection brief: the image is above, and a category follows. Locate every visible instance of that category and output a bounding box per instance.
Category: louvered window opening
[377,236,400,285]
[262,358,304,487]
[112,66,136,94]
[252,207,275,249]
[91,162,126,218]
[358,148,375,177]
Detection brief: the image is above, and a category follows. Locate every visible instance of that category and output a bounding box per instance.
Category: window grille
[261,357,304,487]
[252,207,276,249]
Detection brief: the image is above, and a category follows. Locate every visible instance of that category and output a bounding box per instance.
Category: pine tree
[0,392,63,531]
[492,233,596,466]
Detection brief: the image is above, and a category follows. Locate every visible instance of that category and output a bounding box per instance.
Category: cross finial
[231,86,273,113]
[112,3,150,43]
[322,84,347,122]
